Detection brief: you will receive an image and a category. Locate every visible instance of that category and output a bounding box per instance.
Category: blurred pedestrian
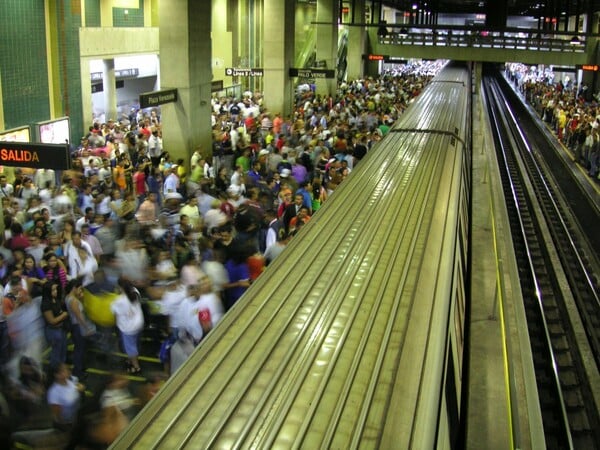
[111,279,144,374]
[41,280,68,371]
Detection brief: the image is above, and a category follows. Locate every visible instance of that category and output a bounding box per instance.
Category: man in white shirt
[148,129,163,167]
[163,168,179,195]
[97,159,112,182]
[190,149,203,170]
[34,169,56,190]
[230,165,246,194]
[157,281,188,334]
[75,207,95,232]
[67,232,96,286]
[81,224,103,262]
[180,275,224,344]
[0,175,14,199]
[77,185,95,216]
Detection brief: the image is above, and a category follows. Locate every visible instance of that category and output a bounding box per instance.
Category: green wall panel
[113,0,145,27]
[85,0,101,27]
[0,0,50,131]
[53,0,84,147]
[0,0,84,147]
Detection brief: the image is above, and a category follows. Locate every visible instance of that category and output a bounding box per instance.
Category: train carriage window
[453,262,466,375]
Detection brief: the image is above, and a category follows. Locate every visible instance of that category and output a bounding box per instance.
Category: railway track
[483,68,600,449]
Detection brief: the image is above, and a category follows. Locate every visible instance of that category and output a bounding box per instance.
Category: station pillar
[263,0,295,118]
[158,0,213,163]
[346,0,366,81]
[315,0,338,97]
[365,0,382,77]
[102,59,118,123]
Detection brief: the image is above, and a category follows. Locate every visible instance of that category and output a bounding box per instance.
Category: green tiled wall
[0,0,84,146]
[0,0,50,130]
[113,0,145,28]
[52,0,84,146]
[85,0,101,27]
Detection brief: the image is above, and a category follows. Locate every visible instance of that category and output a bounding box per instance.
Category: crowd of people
[0,60,442,448]
[507,62,600,179]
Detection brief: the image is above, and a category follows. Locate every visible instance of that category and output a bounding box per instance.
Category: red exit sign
[368,54,385,61]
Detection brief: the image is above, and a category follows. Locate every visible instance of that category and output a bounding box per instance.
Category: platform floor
[466,89,545,450]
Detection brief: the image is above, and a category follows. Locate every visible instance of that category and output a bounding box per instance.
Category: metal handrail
[378,29,587,53]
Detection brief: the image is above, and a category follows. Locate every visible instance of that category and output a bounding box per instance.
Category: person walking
[40,280,69,372]
[65,279,97,379]
[110,279,144,374]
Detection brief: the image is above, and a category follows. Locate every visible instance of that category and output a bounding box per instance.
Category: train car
[112,62,472,449]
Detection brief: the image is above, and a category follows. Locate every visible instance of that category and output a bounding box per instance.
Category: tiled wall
[85,0,101,27]
[52,0,84,145]
[113,0,145,28]
[1,0,151,144]
[0,0,85,146]
[0,0,50,130]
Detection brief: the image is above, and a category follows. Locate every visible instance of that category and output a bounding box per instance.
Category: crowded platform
[0,60,444,448]
[507,62,600,180]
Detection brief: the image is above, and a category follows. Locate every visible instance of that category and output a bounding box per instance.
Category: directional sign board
[289,68,336,79]
[225,68,264,77]
[384,57,408,64]
[139,89,178,109]
[0,141,71,169]
[578,64,599,72]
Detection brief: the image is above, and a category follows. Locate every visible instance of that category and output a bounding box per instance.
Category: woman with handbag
[65,278,97,379]
[40,280,69,371]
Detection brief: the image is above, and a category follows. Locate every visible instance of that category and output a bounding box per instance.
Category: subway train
[113,62,472,449]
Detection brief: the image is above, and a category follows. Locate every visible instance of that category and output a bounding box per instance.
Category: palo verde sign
[289,68,335,79]
[0,141,71,169]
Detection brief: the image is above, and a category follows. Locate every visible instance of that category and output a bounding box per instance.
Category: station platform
[466,88,545,449]
[467,71,600,449]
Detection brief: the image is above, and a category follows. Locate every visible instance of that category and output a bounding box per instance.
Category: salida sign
[0,142,71,169]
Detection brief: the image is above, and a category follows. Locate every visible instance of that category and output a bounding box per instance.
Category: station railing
[378,28,587,54]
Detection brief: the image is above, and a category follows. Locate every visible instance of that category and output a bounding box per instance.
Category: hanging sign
[225,68,264,77]
[0,141,71,169]
[289,68,335,79]
[139,89,178,109]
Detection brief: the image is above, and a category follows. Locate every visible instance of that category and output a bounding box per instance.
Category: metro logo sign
[225,68,264,77]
